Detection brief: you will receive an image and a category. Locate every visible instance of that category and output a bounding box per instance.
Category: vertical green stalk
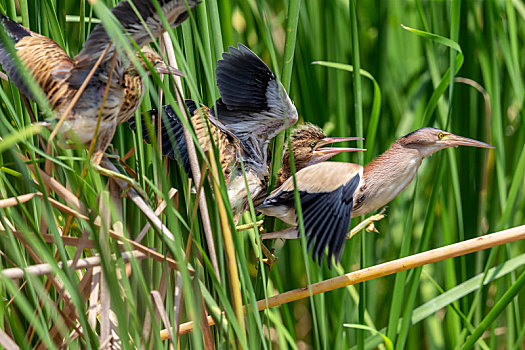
[349,1,365,349]
[461,270,525,350]
[267,0,301,192]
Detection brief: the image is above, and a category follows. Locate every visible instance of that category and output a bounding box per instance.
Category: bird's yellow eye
[438,133,445,140]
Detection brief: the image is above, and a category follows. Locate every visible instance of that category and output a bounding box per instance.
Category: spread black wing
[69,0,199,87]
[300,174,360,267]
[212,44,298,172]
[262,173,360,267]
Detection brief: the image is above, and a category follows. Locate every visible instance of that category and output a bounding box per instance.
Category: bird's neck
[277,153,308,188]
[353,142,423,217]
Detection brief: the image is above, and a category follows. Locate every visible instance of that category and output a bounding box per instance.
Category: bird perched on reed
[131,44,301,216]
[0,0,198,164]
[258,127,495,267]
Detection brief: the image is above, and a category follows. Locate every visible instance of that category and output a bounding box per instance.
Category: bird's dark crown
[284,123,326,160]
[398,127,447,146]
[290,123,326,146]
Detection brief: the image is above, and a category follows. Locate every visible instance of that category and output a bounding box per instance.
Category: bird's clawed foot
[347,208,386,240]
[103,145,121,160]
[256,243,278,271]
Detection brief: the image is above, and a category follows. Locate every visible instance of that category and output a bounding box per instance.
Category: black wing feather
[0,15,31,42]
[0,15,31,97]
[299,174,360,267]
[257,173,360,267]
[215,43,275,113]
[128,105,191,175]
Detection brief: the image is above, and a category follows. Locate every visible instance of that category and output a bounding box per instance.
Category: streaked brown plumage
[186,104,241,184]
[0,0,198,163]
[118,50,179,125]
[259,127,495,266]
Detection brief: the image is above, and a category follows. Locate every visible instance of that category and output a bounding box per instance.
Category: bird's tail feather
[0,15,32,43]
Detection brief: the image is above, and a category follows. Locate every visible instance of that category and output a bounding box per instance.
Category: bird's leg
[102,144,121,160]
[347,208,386,240]
[258,243,278,271]
[236,220,265,232]
[236,218,277,269]
[89,126,149,201]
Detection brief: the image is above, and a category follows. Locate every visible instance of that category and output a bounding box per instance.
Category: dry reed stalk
[151,290,175,347]
[162,33,219,344]
[1,250,146,279]
[161,32,221,280]
[100,159,175,240]
[4,168,190,272]
[0,328,19,350]
[135,187,178,242]
[25,163,86,212]
[159,224,525,338]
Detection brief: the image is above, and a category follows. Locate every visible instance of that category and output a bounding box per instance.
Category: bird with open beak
[276,123,365,188]
[0,0,197,164]
[258,127,495,267]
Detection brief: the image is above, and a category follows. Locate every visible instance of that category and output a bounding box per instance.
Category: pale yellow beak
[313,136,366,156]
[442,134,495,149]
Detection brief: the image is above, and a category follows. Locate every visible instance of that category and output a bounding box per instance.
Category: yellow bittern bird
[0,0,197,164]
[258,127,495,266]
[131,44,301,216]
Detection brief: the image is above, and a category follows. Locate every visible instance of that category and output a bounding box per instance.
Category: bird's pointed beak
[442,134,495,149]
[313,136,366,157]
[154,62,184,77]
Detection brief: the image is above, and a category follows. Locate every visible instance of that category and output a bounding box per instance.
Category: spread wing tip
[215,43,276,113]
[280,172,362,268]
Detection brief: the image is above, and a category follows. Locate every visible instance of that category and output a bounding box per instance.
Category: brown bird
[0,0,198,164]
[276,123,364,188]
[132,44,301,217]
[258,127,495,266]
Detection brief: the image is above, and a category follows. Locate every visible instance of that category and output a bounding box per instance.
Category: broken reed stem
[160,224,525,338]
[162,32,221,281]
[1,250,146,280]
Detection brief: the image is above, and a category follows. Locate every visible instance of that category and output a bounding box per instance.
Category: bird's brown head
[278,123,364,184]
[397,127,494,157]
[129,49,183,77]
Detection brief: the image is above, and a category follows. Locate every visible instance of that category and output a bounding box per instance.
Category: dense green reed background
[0,0,524,348]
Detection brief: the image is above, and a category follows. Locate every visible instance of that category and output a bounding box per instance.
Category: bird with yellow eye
[258,127,494,267]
